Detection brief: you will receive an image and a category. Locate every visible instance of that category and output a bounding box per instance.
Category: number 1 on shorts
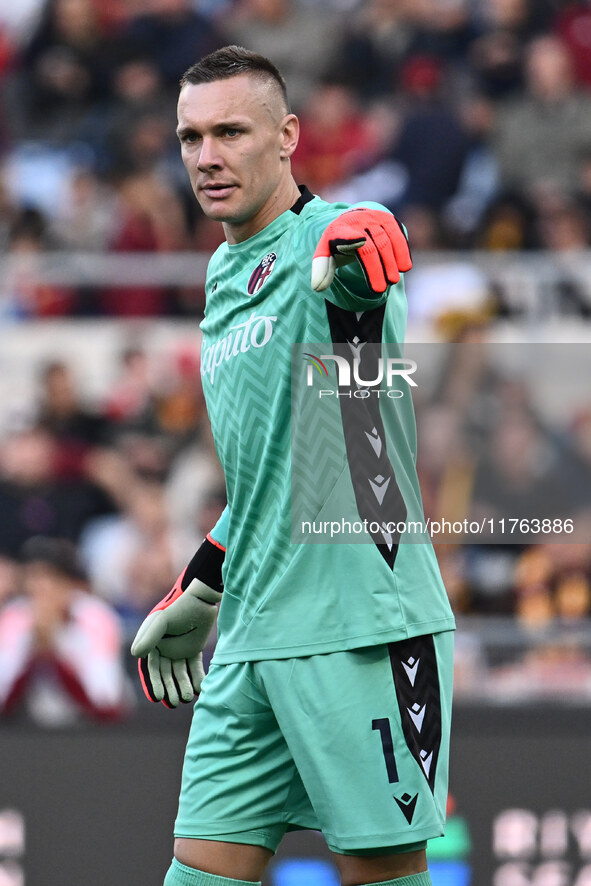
[372,718,399,784]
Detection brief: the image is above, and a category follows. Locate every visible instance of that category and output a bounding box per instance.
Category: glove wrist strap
[183,535,225,593]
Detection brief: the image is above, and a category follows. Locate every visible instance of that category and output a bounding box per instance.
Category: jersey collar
[290,185,314,215]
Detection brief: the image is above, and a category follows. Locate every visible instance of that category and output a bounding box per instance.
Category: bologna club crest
[247,252,277,295]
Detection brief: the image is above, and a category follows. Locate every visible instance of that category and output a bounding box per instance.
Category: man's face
[24,564,71,623]
[177,73,297,242]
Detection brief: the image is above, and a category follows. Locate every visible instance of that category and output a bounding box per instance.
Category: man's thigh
[260,631,454,854]
[174,660,318,847]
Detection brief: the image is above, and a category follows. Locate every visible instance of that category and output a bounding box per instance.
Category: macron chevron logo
[365,427,383,457]
[419,749,433,777]
[408,702,426,732]
[369,473,391,505]
[402,656,420,686]
[394,792,418,825]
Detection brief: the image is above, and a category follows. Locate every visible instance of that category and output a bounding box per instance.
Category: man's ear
[279,113,299,160]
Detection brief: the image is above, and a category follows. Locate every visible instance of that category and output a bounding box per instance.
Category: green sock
[163,857,261,886]
[359,873,432,886]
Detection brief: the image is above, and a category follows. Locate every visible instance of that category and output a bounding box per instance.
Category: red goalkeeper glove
[131,534,224,708]
[311,207,412,294]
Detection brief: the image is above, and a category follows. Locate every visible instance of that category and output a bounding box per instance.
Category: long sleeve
[208,504,229,550]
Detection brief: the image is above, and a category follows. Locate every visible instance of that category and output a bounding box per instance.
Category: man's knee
[173,838,272,882]
[164,855,265,884]
[331,846,428,886]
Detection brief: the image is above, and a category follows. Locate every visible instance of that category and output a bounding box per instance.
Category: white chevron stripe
[380,522,394,550]
[408,703,426,732]
[365,427,382,457]
[420,749,433,777]
[369,474,390,504]
[402,656,419,685]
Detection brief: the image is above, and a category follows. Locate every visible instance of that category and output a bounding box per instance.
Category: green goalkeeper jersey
[200,188,455,663]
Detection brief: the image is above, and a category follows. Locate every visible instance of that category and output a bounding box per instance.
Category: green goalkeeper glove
[311,207,412,294]
[131,535,224,708]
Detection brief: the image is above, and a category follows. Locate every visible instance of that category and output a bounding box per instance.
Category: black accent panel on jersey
[183,537,225,593]
[290,185,315,215]
[388,635,442,794]
[324,300,406,569]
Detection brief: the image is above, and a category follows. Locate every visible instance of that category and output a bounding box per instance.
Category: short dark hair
[21,536,88,584]
[180,45,290,112]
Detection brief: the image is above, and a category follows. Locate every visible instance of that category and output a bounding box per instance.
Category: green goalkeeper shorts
[174,631,453,854]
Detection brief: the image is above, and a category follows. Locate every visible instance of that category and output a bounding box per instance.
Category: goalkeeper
[132,45,455,886]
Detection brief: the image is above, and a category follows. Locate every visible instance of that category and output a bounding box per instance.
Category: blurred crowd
[0,342,226,724]
[0,0,590,724]
[413,328,591,701]
[1,0,591,317]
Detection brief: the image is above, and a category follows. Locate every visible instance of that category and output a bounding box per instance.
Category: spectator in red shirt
[292,80,380,194]
[555,1,591,88]
[0,536,131,726]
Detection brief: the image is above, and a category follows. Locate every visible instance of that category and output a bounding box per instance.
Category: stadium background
[0,1,590,884]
